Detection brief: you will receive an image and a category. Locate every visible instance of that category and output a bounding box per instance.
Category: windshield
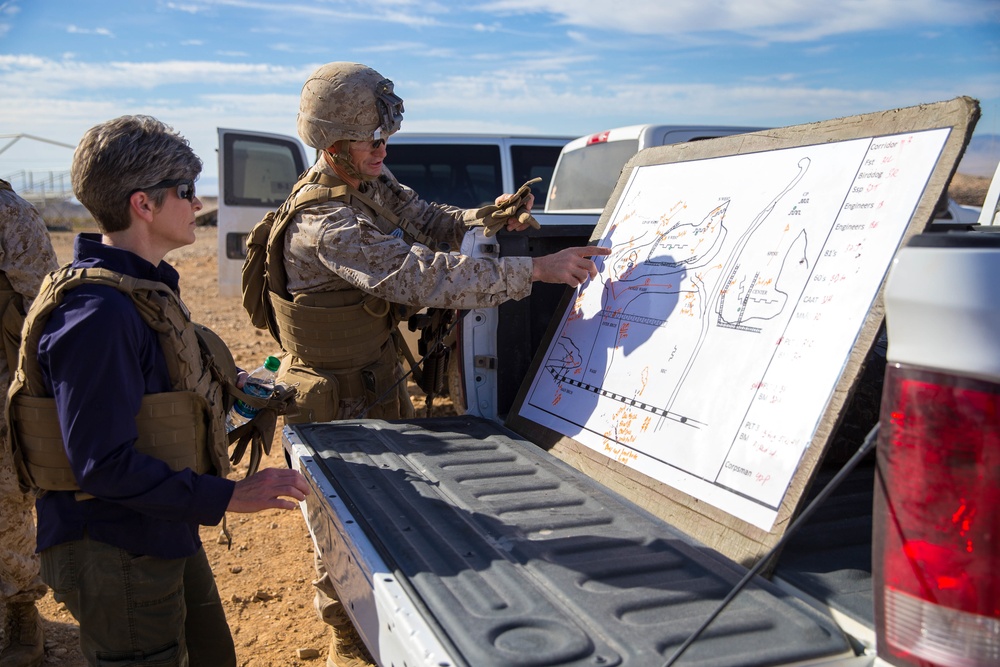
[387,144,502,208]
[546,139,639,211]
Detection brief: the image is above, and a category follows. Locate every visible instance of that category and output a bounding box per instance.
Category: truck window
[222,135,304,207]
[387,144,502,208]
[511,144,565,201]
[546,139,639,211]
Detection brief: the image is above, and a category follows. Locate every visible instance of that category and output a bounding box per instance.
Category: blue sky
[2,0,999,196]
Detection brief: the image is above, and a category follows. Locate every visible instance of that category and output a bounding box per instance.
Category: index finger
[577,246,612,257]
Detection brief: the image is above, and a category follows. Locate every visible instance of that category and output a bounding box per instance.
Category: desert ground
[29,172,994,665]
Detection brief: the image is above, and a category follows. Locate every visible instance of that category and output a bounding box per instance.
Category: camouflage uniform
[288,61,541,667]
[284,158,535,666]
[283,157,533,420]
[287,159,532,310]
[0,180,58,664]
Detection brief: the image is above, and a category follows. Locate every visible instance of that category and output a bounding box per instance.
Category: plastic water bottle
[226,355,281,432]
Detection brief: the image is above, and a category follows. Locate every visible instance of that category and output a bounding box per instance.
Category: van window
[511,144,565,201]
[387,144,502,208]
[546,139,639,211]
[222,135,305,206]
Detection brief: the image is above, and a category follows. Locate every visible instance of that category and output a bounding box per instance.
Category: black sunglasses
[350,138,386,150]
[130,178,196,201]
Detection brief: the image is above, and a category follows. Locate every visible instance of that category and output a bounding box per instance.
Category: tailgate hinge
[474,355,497,370]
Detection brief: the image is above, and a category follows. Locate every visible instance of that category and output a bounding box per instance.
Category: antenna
[0,133,77,157]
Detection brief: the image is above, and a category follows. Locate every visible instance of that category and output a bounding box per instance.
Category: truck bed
[285,416,854,667]
[772,457,876,649]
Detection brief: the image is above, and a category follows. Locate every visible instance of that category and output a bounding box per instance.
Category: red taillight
[875,364,1000,667]
[586,131,610,145]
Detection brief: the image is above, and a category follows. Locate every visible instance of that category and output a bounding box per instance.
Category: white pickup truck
[870,177,1000,666]
[224,103,1000,667]
[282,167,1000,666]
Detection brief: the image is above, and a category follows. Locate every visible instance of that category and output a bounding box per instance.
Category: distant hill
[958,133,1000,178]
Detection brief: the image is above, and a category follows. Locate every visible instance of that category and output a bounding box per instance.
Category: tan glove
[474,177,543,237]
[228,383,298,477]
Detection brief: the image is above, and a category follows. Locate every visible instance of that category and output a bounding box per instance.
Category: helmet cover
[297,62,404,149]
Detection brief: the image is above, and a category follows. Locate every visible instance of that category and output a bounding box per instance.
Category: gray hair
[71,115,202,233]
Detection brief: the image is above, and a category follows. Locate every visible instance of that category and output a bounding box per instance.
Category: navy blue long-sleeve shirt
[34,234,235,558]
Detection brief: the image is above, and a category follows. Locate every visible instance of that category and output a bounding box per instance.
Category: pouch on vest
[241,172,353,348]
[194,321,298,473]
[279,361,340,424]
[10,390,211,494]
[241,209,281,341]
[240,169,432,352]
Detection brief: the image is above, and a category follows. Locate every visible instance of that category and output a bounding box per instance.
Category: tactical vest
[7,266,232,494]
[243,168,425,421]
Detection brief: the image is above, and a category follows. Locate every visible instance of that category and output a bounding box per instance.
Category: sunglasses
[350,138,387,151]
[130,178,197,201]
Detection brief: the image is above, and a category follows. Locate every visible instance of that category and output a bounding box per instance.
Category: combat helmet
[297,62,404,150]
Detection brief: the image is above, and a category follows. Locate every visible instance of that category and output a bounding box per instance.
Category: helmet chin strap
[324,142,378,184]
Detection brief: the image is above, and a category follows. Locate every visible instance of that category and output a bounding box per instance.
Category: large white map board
[516,128,951,531]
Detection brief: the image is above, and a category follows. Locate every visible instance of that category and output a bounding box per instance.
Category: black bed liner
[773,458,876,629]
[291,415,851,667]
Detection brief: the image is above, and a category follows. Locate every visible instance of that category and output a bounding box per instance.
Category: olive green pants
[41,536,235,667]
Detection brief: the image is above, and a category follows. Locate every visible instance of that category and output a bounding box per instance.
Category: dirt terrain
[29,172,994,665]
[948,172,993,207]
[35,227,460,667]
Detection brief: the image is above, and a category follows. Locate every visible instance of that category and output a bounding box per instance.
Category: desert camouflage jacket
[283,159,533,310]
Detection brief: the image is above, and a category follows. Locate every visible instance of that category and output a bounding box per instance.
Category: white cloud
[191,0,445,28]
[2,3,997,186]
[743,73,800,84]
[66,24,114,37]
[165,2,206,14]
[405,66,983,134]
[268,43,331,55]
[354,41,429,54]
[0,55,315,95]
[0,0,13,37]
[476,0,1000,42]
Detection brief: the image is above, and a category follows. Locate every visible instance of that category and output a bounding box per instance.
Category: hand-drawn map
[518,128,951,530]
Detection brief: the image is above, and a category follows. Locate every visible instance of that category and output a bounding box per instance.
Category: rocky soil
[948,172,992,206]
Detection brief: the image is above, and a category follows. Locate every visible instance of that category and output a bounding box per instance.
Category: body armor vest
[244,169,421,421]
[7,265,231,494]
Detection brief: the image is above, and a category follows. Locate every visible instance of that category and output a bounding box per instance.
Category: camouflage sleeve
[0,192,59,308]
[292,202,533,310]
[0,193,58,602]
[377,172,478,250]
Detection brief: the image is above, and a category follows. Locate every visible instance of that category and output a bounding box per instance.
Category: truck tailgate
[285,416,853,667]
